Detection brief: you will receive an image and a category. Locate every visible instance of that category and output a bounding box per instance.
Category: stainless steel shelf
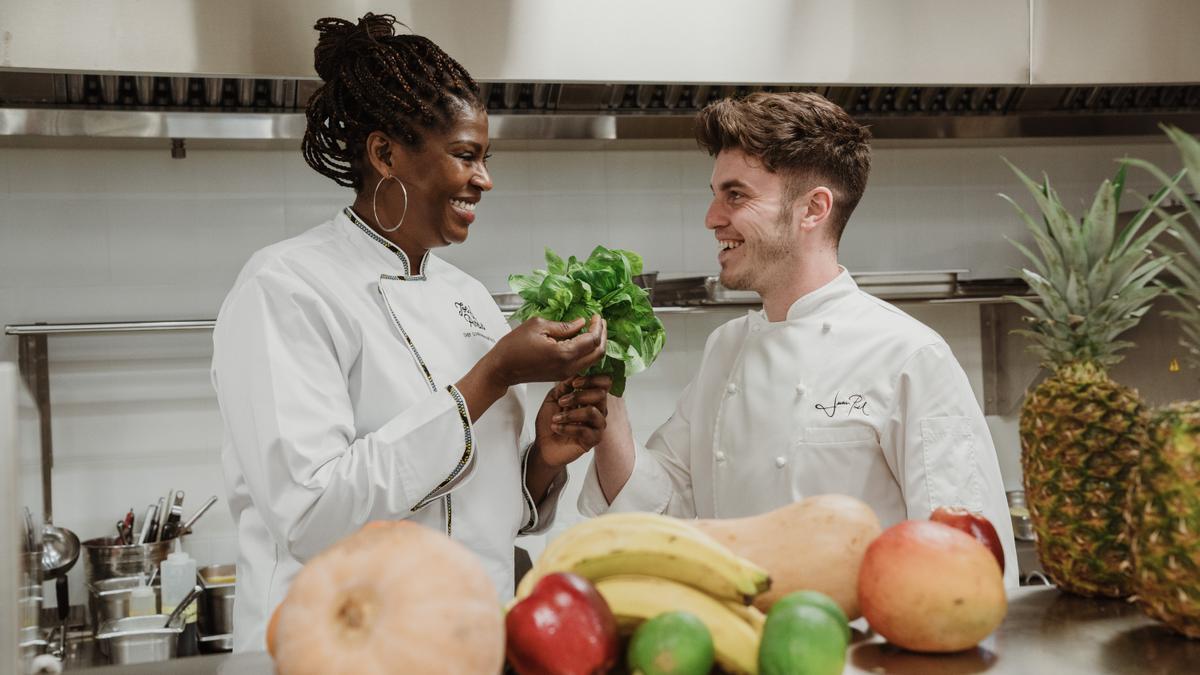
[0,108,306,140]
[4,276,1032,337]
[5,320,215,336]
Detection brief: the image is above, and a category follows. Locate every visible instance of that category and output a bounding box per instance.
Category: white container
[129,577,156,617]
[160,543,197,623]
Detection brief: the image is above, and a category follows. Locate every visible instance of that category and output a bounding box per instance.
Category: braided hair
[302,13,482,191]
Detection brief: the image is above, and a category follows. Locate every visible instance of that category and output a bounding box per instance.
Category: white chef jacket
[212,208,565,652]
[578,269,1018,587]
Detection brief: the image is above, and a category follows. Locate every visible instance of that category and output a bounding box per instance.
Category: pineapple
[1126,125,1200,636]
[1137,403,1200,636]
[1002,159,1176,598]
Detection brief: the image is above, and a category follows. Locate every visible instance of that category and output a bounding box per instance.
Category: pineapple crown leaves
[999,157,1180,370]
[1127,125,1200,372]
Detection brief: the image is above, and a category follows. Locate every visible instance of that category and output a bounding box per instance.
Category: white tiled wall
[0,137,1181,601]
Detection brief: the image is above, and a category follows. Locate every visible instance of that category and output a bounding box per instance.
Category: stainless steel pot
[18,551,45,658]
[88,576,161,628]
[96,614,182,665]
[1007,490,1036,541]
[199,633,233,653]
[82,536,174,584]
[198,564,235,640]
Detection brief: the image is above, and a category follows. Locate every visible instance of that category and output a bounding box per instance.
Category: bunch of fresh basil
[508,246,665,396]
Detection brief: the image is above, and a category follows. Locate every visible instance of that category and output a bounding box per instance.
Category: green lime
[759,603,848,675]
[769,590,850,644]
[626,611,714,675]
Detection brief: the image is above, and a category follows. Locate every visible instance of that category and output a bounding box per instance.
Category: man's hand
[593,393,636,504]
[533,375,614,468]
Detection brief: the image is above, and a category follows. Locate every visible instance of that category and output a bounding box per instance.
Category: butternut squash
[693,494,881,619]
[271,521,504,675]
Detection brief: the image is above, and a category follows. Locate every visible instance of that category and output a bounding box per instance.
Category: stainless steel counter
[75,587,1200,674]
[846,587,1199,674]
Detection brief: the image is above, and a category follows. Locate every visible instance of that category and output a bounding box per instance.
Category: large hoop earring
[373,175,409,233]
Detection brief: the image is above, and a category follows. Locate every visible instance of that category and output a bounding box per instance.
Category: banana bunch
[516,512,771,674]
[596,575,762,674]
[517,512,770,603]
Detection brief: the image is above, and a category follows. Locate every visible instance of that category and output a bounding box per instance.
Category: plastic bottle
[128,574,156,617]
[160,539,199,656]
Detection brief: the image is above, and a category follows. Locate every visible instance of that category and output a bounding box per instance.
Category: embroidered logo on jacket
[455,301,487,331]
[814,391,870,417]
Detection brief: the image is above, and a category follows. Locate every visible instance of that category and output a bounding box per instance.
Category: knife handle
[148,497,166,543]
[137,504,158,544]
[161,490,185,540]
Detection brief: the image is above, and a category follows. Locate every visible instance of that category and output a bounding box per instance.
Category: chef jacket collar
[750,267,858,326]
[339,207,430,277]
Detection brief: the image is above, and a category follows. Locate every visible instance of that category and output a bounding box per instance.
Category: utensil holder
[82,537,174,585]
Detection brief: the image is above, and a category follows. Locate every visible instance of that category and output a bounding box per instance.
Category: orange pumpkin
[271,521,504,675]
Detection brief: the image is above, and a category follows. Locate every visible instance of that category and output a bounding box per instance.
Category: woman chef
[211,14,612,652]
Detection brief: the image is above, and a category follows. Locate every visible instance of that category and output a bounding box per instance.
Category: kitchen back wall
[0,138,1180,604]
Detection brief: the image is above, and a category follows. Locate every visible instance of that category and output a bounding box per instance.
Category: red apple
[506,572,619,675]
[858,520,1007,652]
[930,506,1005,573]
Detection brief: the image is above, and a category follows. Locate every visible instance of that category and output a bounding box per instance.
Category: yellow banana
[724,601,767,633]
[536,512,713,567]
[594,574,761,675]
[517,514,686,597]
[551,512,729,555]
[518,513,770,603]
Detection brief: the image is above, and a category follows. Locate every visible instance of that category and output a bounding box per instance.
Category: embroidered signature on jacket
[455,301,486,331]
[815,391,869,418]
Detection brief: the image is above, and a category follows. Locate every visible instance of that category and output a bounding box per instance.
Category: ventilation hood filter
[2,75,1200,142]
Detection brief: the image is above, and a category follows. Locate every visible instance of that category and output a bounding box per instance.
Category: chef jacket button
[726,383,738,395]
[775,456,787,468]
[715,451,727,463]
[795,384,806,397]
[822,321,832,333]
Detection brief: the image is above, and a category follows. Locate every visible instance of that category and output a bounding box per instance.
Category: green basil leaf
[508,246,666,396]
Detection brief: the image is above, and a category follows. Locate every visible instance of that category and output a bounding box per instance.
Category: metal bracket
[980,303,1044,417]
[16,330,53,521]
[981,304,1002,415]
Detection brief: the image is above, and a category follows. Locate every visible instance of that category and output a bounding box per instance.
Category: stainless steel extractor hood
[4,76,1200,143]
[1,0,1199,142]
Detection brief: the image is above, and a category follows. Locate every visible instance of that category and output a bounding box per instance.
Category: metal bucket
[19,551,45,657]
[1006,490,1036,541]
[198,564,235,640]
[82,537,174,585]
[88,576,162,629]
[96,615,182,665]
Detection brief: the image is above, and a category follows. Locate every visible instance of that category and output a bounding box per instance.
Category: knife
[137,504,159,544]
[161,490,185,540]
[149,497,166,543]
[23,507,36,553]
[123,508,135,541]
[155,492,172,542]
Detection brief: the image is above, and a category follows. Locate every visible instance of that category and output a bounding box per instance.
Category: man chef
[574,92,1018,587]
